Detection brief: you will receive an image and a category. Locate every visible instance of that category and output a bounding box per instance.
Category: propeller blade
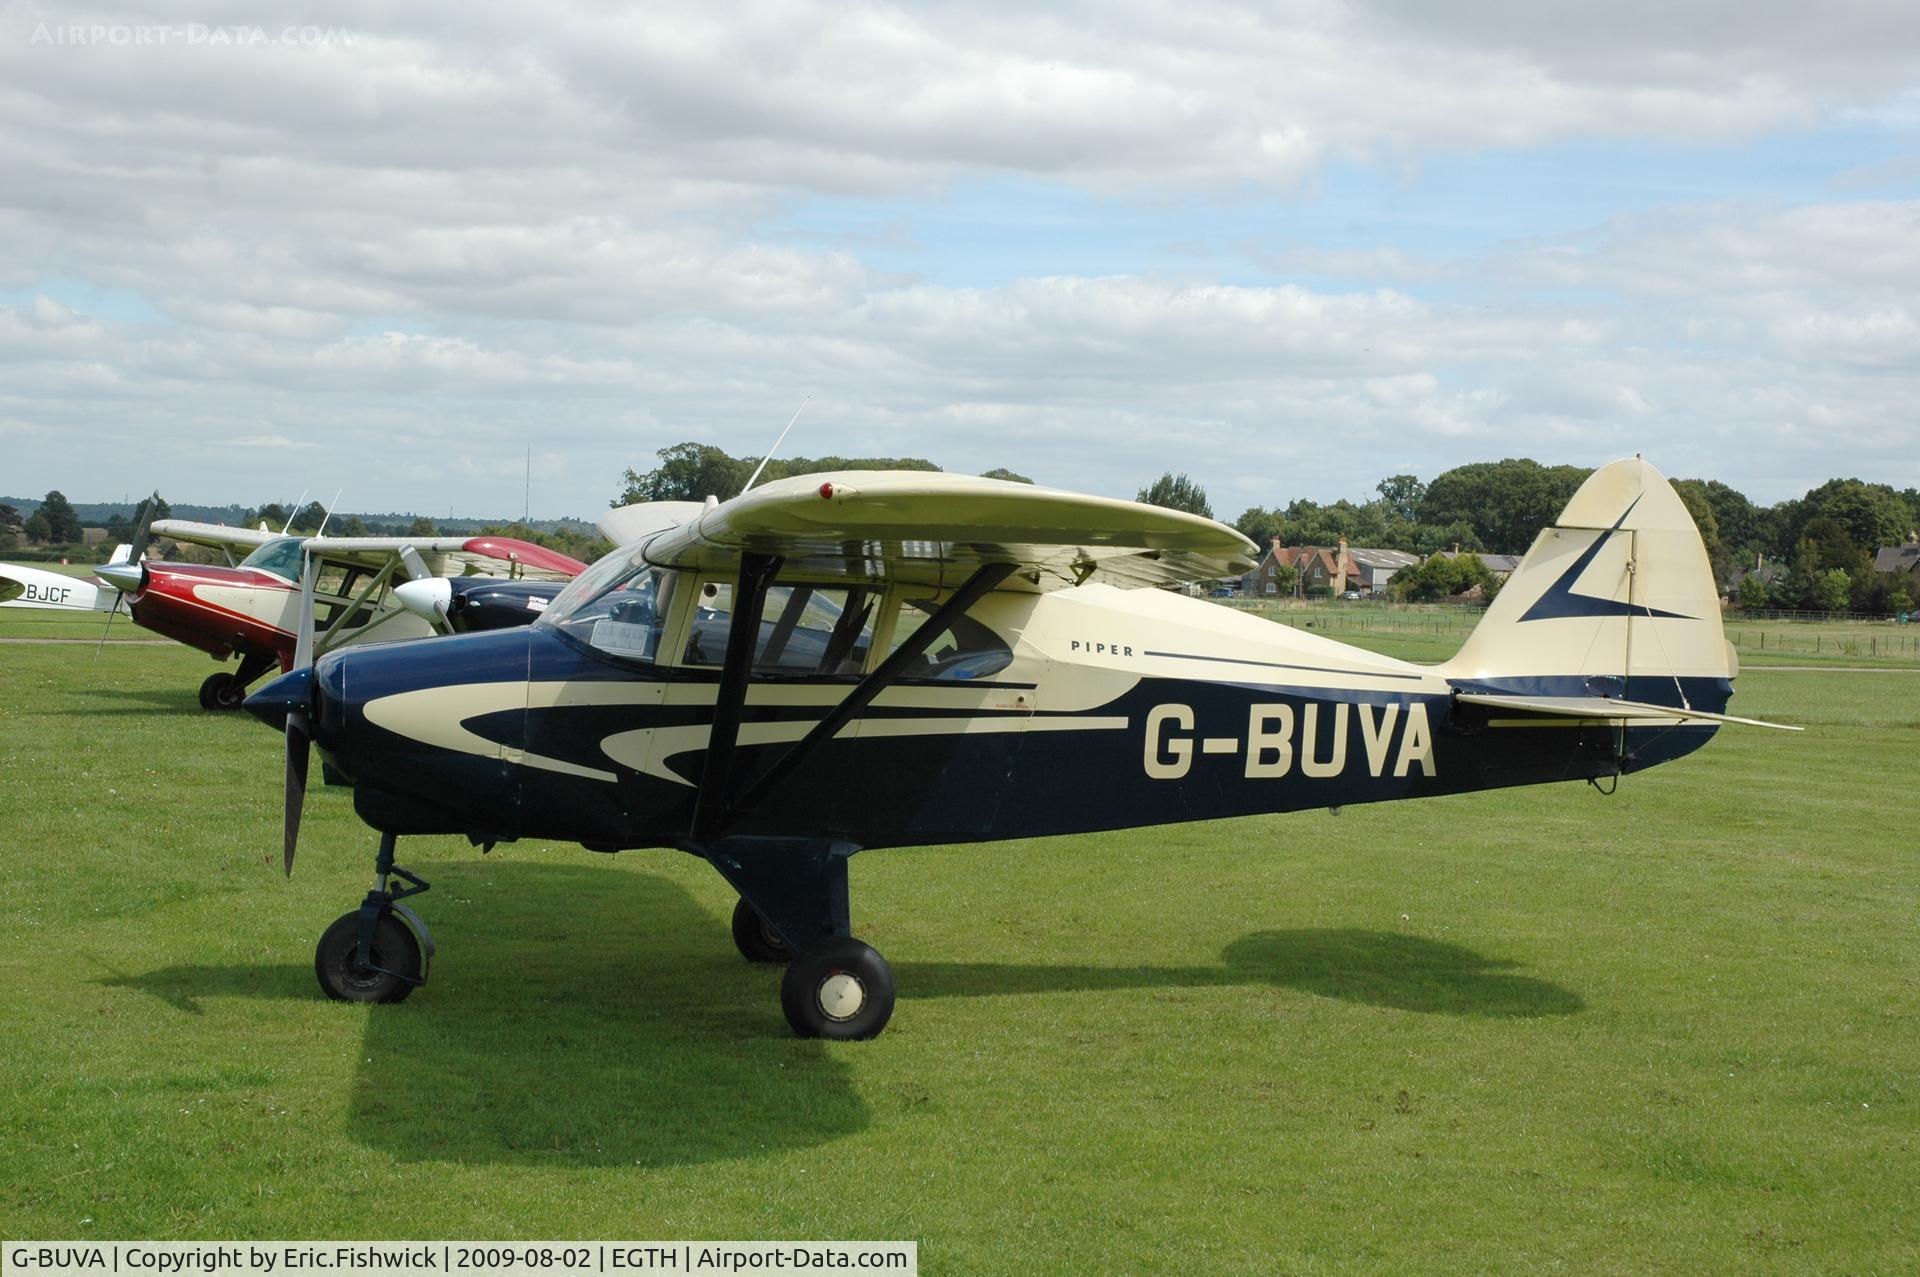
[284,709,311,877]
[293,553,317,669]
[128,492,158,564]
[91,592,124,660]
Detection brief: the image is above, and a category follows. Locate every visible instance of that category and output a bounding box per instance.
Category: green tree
[1736,574,1768,610]
[615,443,747,505]
[1136,473,1213,519]
[38,490,82,542]
[1389,553,1495,602]
[1793,478,1911,554]
[979,467,1034,484]
[406,516,437,538]
[1812,568,1852,612]
[23,509,53,543]
[1670,479,1729,586]
[1234,506,1281,545]
[251,502,291,531]
[1376,474,1425,523]
[130,491,171,533]
[339,516,370,537]
[1418,459,1591,554]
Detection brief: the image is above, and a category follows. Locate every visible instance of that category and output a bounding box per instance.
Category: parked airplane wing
[150,520,281,552]
[1455,692,1801,731]
[638,472,1258,590]
[299,535,588,581]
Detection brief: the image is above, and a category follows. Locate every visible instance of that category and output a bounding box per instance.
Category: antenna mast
[741,396,810,494]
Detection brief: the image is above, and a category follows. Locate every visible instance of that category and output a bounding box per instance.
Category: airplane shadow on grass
[102,864,1581,1169]
[903,929,1585,1018]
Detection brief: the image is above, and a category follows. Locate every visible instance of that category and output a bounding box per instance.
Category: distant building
[1441,550,1522,579]
[1245,538,1423,597]
[1874,533,1920,582]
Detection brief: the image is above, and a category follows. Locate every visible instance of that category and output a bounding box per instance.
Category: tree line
[612,441,1032,505]
[2,489,610,566]
[1141,458,1920,613]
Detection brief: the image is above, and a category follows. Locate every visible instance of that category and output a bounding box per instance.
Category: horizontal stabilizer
[1455,692,1801,731]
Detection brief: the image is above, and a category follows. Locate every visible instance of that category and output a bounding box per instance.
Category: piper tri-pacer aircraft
[99,521,586,709]
[244,458,1792,1040]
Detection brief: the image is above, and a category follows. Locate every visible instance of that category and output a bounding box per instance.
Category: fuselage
[268,578,1726,852]
[0,562,115,612]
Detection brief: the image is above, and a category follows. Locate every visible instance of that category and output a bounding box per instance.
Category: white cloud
[0,1,1916,511]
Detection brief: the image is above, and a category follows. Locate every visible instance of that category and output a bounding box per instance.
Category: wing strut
[719,560,1016,832]
[690,552,784,842]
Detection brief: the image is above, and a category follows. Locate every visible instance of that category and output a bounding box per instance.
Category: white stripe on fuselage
[360,679,1122,787]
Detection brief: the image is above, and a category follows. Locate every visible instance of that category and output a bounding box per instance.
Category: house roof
[1874,542,1920,573]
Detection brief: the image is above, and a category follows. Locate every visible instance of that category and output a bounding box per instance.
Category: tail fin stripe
[1518,497,1694,623]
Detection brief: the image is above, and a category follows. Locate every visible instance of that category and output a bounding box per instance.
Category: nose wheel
[315,910,423,1002]
[312,832,433,1004]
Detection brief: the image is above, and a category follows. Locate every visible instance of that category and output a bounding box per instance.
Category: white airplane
[242,456,1794,1040]
[0,545,136,613]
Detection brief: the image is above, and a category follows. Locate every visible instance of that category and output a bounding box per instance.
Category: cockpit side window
[683,581,876,676]
[239,537,307,582]
[535,553,677,663]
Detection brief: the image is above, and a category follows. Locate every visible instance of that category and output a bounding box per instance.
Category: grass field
[2,609,1916,1272]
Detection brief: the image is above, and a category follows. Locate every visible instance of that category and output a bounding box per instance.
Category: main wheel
[314,911,422,1004]
[780,937,895,1040]
[731,897,793,964]
[199,671,245,711]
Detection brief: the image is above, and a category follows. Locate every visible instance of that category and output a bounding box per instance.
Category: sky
[2,1,1918,521]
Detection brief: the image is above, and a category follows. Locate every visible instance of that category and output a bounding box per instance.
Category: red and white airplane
[97,521,587,709]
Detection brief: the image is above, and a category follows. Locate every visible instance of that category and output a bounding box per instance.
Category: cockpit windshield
[239,537,308,582]
[535,548,676,662]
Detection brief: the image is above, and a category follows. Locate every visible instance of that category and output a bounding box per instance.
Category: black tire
[780,937,895,1040]
[314,910,421,1004]
[731,897,793,964]
[199,671,245,711]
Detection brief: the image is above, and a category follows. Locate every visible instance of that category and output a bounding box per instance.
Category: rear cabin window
[683,583,877,676]
[884,599,1013,681]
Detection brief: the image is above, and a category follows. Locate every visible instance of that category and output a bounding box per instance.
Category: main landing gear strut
[313,832,434,1003]
[200,652,277,711]
[712,836,896,1040]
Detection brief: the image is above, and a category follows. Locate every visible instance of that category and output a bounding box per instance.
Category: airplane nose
[245,666,314,731]
[95,562,144,593]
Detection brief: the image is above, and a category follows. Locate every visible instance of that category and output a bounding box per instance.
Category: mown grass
[1,626,1915,1273]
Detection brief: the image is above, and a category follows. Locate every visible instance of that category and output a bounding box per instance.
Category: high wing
[636,472,1258,590]
[1455,692,1801,731]
[299,535,586,581]
[150,520,280,555]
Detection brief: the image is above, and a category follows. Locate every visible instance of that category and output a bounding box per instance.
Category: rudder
[1442,458,1733,707]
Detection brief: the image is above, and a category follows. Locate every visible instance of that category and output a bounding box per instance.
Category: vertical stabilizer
[1442,459,1732,706]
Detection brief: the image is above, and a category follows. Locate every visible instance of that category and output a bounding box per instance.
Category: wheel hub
[816,970,866,1021]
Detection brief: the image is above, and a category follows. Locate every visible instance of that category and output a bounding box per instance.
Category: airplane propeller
[284,706,310,876]
[280,550,323,876]
[92,494,160,658]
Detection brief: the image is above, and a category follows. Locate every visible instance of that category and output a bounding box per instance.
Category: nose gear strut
[313,831,434,1003]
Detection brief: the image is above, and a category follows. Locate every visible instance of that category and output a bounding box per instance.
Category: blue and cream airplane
[244,457,1791,1039]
